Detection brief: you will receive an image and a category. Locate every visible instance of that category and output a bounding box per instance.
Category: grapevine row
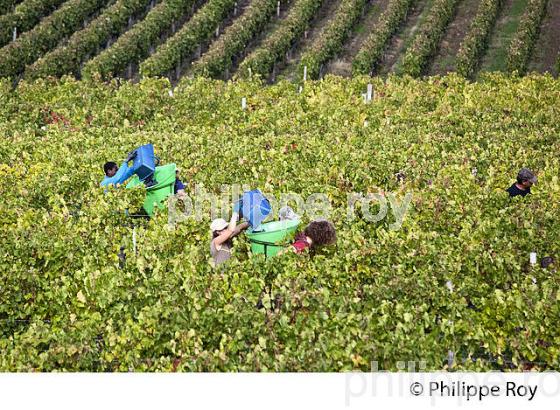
[401,0,461,77]
[0,0,110,79]
[82,0,197,80]
[455,0,504,78]
[506,0,548,74]
[140,0,237,78]
[0,0,17,16]
[25,0,154,80]
[236,0,325,79]
[299,0,367,80]
[0,0,65,48]
[352,0,417,76]
[191,0,277,79]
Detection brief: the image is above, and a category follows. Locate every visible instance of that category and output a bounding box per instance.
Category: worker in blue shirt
[101,151,136,187]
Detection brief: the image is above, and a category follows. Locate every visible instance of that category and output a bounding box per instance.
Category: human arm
[212,213,242,248]
[232,221,250,237]
[117,160,135,184]
[100,160,134,187]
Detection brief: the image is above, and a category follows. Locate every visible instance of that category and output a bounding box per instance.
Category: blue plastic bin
[131,144,156,182]
[235,190,271,229]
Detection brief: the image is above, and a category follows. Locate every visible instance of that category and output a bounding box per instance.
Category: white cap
[210,218,228,232]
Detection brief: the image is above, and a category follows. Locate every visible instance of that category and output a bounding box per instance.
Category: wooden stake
[530,252,537,265]
[12,27,16,42]
[303,65,307,82]
[241,97,247,110]
[277,1,281,17]
[133,227,137,255]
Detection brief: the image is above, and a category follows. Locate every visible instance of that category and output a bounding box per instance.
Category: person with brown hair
[291,219,337,253]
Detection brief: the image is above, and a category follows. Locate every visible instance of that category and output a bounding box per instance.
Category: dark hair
[213,230,233,248]
[104,161,117,176]
[541,256,555,269]
[516,168,536,184]
[304,220,336,247]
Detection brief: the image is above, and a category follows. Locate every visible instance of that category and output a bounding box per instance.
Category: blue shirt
[174,178,185,194]
[100,161,135,187]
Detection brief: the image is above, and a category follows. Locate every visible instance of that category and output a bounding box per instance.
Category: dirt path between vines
[428,0,483,76]
[276,0,342,81]
[228,0,296,79]
[376,0,432,75]
[325,0,392,77]
[527,0,560,75]
[177,0,251,81]
[478,0,528,74]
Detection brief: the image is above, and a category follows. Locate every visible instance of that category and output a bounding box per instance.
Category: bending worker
[101,151,137,188]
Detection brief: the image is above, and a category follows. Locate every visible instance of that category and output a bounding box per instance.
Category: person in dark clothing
[541,256,556,271]
[174,169,186,199]
[506,168,537,198]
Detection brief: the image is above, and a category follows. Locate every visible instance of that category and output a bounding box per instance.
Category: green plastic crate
[126,163,176,216]
[246,219,301,258]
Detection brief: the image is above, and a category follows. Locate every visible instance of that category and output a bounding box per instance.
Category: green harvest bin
[246,219,301,258]
[126,163,176,216]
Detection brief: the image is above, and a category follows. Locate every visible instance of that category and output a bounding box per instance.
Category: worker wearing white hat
[210,211,249,266]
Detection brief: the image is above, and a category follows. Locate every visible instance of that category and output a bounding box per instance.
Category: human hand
[126,150,137,162]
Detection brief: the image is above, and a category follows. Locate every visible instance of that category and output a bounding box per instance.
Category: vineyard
[0,0,559,82]
[1,74,560,371]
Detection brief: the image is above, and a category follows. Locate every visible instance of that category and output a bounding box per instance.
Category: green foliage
[0,0,17,15]
[352,0,417,76]
[191,0,277,79]
[401,0,461,77]
[82,0,196,80]
[1,74,560,371]
[236,0,325,80]
[456,0,504,79]
[0,0,110,79]
[299,0,367,80]
[506,0,548,75]
[24,0,153,80]
[0,0,66,48]
[140,0,237,78]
